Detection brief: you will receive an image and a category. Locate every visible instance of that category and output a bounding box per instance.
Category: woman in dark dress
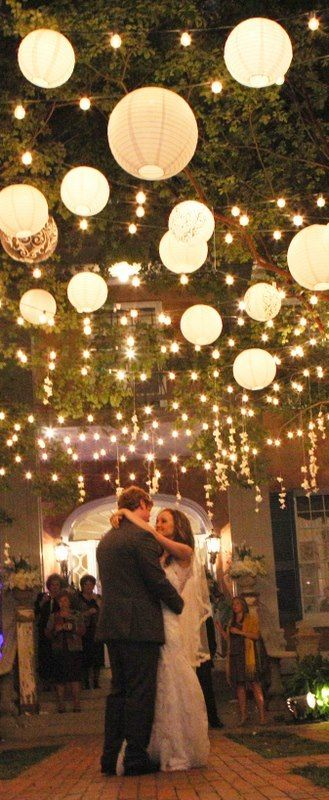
[78,574,104,689]
[46,589,85,712]
[218,596,265,725]
[34,573,63,688]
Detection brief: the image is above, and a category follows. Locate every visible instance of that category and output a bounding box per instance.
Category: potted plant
[2,542,41,605]
[226,542,267,592]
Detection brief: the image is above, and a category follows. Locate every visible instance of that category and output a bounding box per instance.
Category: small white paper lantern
[18,29,75,88]
[180,304,222,345]
[244,282,282,321]
[61,167,110,216]
[19,289,56,325]
[168,201,215,245]
[287,224,329,291]
[233,348,276,390]
[108,86,198,180]
[67,271,108,313]
[224,17,293,88]
[159,231,208,274]
[0,184,48,239]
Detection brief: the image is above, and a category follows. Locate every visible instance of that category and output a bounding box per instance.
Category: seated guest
[46,589,85,713]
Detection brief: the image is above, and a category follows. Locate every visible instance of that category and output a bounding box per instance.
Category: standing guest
[78,574,103,689]
[34,573,63,689]
[217,596,265,725]
[96,486,184,777]
[196,615,224,728]
[46,589,85,713]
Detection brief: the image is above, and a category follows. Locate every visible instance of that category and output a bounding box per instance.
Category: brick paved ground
[2,731,329,800]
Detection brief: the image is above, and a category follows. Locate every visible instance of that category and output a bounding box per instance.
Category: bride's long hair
[161,508,195,564]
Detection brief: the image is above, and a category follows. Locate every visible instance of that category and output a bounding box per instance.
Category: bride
[112,505,210,772]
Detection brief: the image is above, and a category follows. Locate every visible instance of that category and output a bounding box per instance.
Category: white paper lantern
[0,184,48,239]
[168,201,215,245]
[159,231,208,274]
[244,282,282,321]
[108,86,198,180]
[287,224,329,291]
[233,348,276,390]
[67,272,108,313]
[224,17,293,88]
[18,29,75,88]
[60,167,110,216]
[19,289,56,325]
[180,304,222,345]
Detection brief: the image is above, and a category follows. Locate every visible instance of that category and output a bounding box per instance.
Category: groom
[96,485,184,776]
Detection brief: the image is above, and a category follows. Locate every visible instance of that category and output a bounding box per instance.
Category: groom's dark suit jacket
[96,519,183,644]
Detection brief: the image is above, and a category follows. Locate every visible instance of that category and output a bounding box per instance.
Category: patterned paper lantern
[19,289,56,325]
[168,201,215,245]
[18,29,75,88]
[224,17,293,88]
[233,348,276,390]
[60,167,110,216]
[180,304,222,345]
[108,86,198,180]
[1,217,58,263]
[244,282,282,321]
[159,231,208,274]
[287,224,329,291]
[67,271,108,313]
[0,184,48,239]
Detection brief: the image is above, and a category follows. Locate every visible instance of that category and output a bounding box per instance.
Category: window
[294,493,329,615]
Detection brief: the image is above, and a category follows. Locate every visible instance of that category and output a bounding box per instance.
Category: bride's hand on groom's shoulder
[110,510,123,528]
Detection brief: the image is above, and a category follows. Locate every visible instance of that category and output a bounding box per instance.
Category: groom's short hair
[118,485,152,511]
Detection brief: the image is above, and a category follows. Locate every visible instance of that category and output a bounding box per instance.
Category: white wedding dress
[147,560,210,771]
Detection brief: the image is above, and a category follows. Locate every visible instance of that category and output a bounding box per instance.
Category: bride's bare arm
[117,508,192,564]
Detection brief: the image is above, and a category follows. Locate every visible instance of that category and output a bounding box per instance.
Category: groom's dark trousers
[96,519,183,772]
[105,640,159,768]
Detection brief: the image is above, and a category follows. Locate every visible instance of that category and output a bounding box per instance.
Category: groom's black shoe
[100,757,117,776]
[124,759,160,776]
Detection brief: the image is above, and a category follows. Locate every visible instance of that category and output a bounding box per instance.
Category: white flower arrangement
[2,542,41,591]
[226,542,267,579]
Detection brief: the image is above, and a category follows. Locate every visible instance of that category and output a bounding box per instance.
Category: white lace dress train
[147,561,210,771]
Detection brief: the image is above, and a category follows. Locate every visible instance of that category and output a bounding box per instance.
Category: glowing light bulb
[231,205,240,217]
[136,191,146,204]
[211,80,223,94]
[273,230,282,240]
[14,104,26,120]
[237,317,245,326]
[136,205,145,218]
[180,31,191,47]
[33,267,42,279]
[180,274,189,285]
[308,15,319,30]
[228,338,235,347]
[79,96,91,111]
[79,218,88,230]
[310,294,318,305]
[21,150,32,165]
[128,223,137,234]
[293,214,303,227]
[239,214,249,226]
[225,233,233,244]
[317,195,325,208]
[110,33,122,48]
[225,273,234,285]
[277,197,286,208]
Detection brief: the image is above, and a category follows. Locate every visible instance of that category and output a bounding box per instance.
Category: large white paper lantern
[67,271,108,313]
[224,17,293,88]
[0,184,48,239]
[233,348,276,390]
[180,304,222,345]
[168,201,215,245]
[108,86,198,180]
[18,29,75,88]
[159,231,208,274]
[61,167,110,216]
[1,216,58,263]
[244,282,282,321]
[287,224,329,291]
[19,289,56,325]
